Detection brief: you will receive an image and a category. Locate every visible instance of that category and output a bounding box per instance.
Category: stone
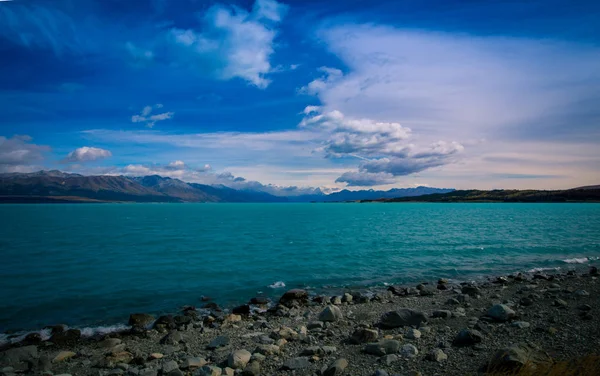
[574,289,590,297]
[222,367,235,376]
[250,296,270,305]
[307,321,324,330]
[106,351,134,365]
[487,344,550,372]
[405,328,421,339]
[374,370,389,376]
[251,353,266,362]
[49,329,81,346]
[364,340,401,356]
[323,358,348,376]
[52,351,76,363]
[272,326,297,340]
[350,328,379,344]
[282,357,311,370]
[461,285,480,296]
[331,296,343,305]
[242,361,260,376]
[419,287,437,296]
[453,329,484,346]
[486,304,516,322]
[149,353,164,360]
[227,350,251,369]
[319,305,343,322]
[379,309,428,328]
[223,314,242,323]
[99,338,122,348]
[400,344,419,358]
[182,357,207,369]
[590,266,598,276]
[432,310,452,318]
[160,331,184,345]
[193,365,222,376]
[519,297,534,306]
[22,333,43,346]
[161,360,179,374]
[342,293,353,303]
[554,299,568,307]
[426,348,447,362]
[279,289,308,307]
[128,314,155,328]
[446,298,460,305]
[254,344,280,355]
[511,321,531,329]
[207,336,229,349]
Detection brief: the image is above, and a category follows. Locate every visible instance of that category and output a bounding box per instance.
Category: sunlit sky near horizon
[1,0,599,193]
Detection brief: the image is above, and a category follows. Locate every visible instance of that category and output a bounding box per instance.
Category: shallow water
[1,203,599,334]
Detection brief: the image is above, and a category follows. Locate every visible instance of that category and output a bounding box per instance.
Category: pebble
[400,344,419,358]
[426,348,448,362]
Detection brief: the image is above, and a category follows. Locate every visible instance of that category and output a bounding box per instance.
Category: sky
[1,0,599,194]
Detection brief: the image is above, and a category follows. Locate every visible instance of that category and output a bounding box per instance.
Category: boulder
[350,328,379,344]
[432,310,452,318]
[319,305,343,322]
[128,314,155,328]
[279,289,308,307]
[249,297,270,305]
[461,285,480,296]
[453,329,484,346]
[342,293,353,303]
[486,304,516,322]
[242,361,260,376]
[364,340,401,356]
[160,331,184,345]
[232,305,251,315]
[227,350,251,369]
[379,309,427,328]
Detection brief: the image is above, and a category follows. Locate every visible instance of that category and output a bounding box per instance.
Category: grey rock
[364,340,401,356]
[554,299,568,308]
[49,329,81,346]
[453,329,484,346]
[227,349,251,369]
[99,338,122,348]
[487,344,550,372]
[461,285,480,296]
[426,348,448,362]
[282,357,311,370]
[279,289,308,307]
[486,304,516,322]
[161,360,179,374]
[379,309,427,328]
[307,321,324,330]
[405,328,421,339]
[374,370,389,376]
[400,344,418,358]
[128,314,155,328]
[0,345,39,366]
[574,289,590,297]
[445,298,460,305]
[207,336,229,349]
[342,293,353,303]
[457,294,471,303]
[319,305,343,322]
[331,296,343,305]
[511,321,531,329]
[380,354,399,366]
[350,328,379,344]
[161,331,184,345]
[182,357,207,369]
[254,344,280,355]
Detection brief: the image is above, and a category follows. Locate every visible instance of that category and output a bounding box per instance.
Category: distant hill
[0,170,455,203]
[369,188,600,203]
[291,186,454,202]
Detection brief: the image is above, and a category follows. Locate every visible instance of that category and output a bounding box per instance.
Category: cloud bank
[0,135,50,173]
[63,147,112,163]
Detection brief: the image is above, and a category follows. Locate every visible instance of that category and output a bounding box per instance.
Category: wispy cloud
[131,104,174,128]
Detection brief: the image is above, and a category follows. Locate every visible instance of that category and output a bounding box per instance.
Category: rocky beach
[1,266,599,376]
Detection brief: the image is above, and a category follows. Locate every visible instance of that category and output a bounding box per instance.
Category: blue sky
[1,0,599,193]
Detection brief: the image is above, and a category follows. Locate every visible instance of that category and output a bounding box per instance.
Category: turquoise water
[1,203,600,335]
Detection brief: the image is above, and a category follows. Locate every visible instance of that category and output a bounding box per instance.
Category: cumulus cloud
[300,106,412,158]
[0,135,50,172]
[168,0,287,88]
[131,104,174,128]
[63,146,112,163]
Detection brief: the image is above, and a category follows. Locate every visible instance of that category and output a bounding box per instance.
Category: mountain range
[0,170,454,203]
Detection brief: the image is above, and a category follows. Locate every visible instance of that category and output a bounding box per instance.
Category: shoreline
[1,258,597,344]
[1,266,599,375]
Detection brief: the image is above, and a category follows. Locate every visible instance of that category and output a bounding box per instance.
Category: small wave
[527,267,560,273]
[268,281,285,288]
[563,257,589,264]
[0,324,130,347]
[79,324,130,337]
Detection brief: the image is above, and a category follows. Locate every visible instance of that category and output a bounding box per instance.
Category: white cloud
[168,0,287,88]
[131,104,174,128]
[299,66,343,95]
[63,146,112,163]
[0,135,50,172]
